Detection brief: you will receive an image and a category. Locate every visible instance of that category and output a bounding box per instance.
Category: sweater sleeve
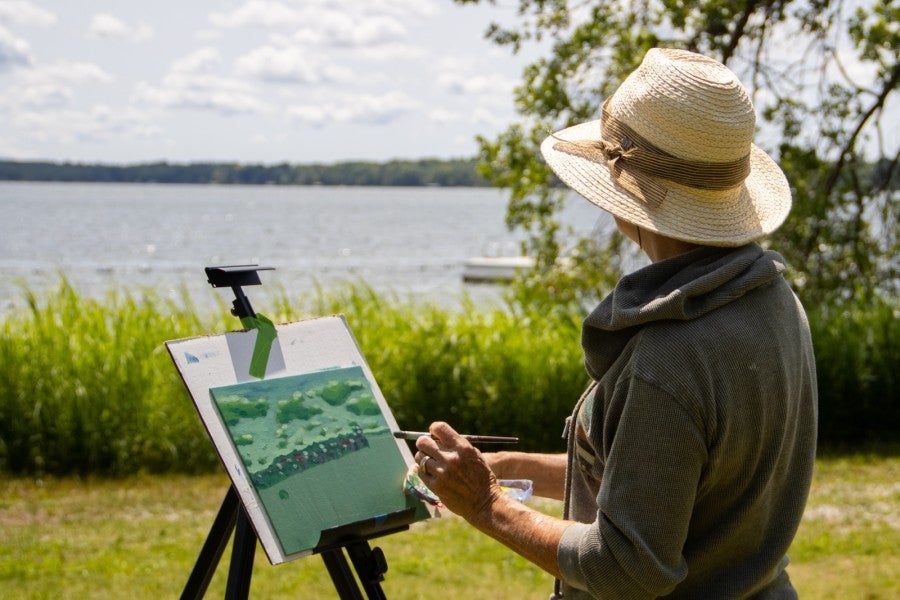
[557,375,707,598]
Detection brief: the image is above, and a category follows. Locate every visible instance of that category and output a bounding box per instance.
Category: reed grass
[807,295,899,447]
[0,278,897,476]
[0,280,221,475]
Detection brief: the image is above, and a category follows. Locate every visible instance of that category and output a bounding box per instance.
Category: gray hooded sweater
[554,244,817,599]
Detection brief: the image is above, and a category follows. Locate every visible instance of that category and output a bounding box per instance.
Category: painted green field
[0,454,897,599]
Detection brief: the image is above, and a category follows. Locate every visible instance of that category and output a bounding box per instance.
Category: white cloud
[0,23,31,68]
[171,47,222,75]
[288,90,419,125]
[133,76,266,115]
[428,107,461,124]
[210,0,438,30]
[90,13,128,37]
[213,1,412,49]
[430,58,518,128]
[209,0,305,29]
[351,0,439,19]
[0,1,56,27]
[0,60,112,114]
[132,47,267,115]
[8,103,161,147]
[292,13,407,48]
[90,13,154,42]
[18,83,72,109]
[434,56,517,97]
[436,71,504,96]
[353,41,427,62]
[471,106,505,127]
[235,43,354,83]
[0,135,39,158]
[28,60,113,84]
[235,44,316,82]
[286,104,326,125]
[194,28,222,43]
[451,133,473,148]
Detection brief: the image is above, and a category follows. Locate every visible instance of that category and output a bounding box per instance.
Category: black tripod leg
[181,486,240,600]
[347,542,388,600]
[224,508,257,600]
[321,548,365,600]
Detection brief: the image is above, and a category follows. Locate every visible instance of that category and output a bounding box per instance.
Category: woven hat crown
[609,48,756,164]
[540,47,792,246]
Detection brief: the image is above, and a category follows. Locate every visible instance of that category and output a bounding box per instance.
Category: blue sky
[0,0,541,164]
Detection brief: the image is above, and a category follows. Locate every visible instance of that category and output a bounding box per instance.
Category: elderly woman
[414,48,817,599]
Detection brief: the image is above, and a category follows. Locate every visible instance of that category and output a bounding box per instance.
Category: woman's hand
[413,421,504,525]
[413,422,573,579]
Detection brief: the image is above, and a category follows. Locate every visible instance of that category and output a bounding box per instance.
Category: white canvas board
[166,315,433,564]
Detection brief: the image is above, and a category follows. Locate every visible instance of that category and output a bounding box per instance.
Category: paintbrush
[393,430,519,444]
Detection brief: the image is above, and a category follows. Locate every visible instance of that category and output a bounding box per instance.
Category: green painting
[209,365,427,556]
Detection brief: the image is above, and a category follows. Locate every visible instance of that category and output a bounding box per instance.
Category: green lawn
[1,454,897,599]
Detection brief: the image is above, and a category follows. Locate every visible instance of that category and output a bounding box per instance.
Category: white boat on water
[463,240,535,283]
[462,255,535,283]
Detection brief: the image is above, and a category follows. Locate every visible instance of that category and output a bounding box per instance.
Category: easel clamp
[205,265,275,288]
[205,265,274,320]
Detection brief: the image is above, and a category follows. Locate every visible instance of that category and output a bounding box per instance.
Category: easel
[181,265,397,600]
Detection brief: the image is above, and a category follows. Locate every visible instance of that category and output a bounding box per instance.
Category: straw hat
[540,48,791,246]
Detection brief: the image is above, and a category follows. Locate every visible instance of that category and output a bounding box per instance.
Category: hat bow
[551,99,752,209]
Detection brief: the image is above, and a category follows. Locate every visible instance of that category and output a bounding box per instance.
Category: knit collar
[581,243,786,380]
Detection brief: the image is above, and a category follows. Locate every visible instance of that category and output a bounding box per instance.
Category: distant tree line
[0,157,491,187]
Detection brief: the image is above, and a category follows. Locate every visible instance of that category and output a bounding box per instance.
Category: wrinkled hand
[414,421,504,524]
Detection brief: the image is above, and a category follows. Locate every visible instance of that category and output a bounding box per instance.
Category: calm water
[0,182,602,313]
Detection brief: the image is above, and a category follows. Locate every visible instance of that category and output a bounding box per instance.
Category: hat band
[551,99,752,207]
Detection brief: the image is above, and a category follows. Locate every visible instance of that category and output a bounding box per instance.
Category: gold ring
[419,455,430,476]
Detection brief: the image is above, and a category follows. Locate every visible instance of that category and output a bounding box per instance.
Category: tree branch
[823,59,900,197]
[721,0,763,64]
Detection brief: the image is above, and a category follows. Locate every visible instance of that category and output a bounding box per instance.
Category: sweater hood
[582,244,787,380]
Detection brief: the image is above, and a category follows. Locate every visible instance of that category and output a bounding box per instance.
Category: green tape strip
[240,313,277,379]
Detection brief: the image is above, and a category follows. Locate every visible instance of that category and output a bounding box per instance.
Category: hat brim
[540,120,792,246]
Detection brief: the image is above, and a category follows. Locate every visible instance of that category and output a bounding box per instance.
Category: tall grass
[0,281,221,475]
[0,279,896,476]
[808,294,899,448]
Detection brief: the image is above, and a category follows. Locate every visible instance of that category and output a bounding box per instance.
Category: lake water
[0,181,604,314]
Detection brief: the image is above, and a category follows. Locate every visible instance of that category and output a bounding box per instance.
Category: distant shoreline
[0,157,493,187]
